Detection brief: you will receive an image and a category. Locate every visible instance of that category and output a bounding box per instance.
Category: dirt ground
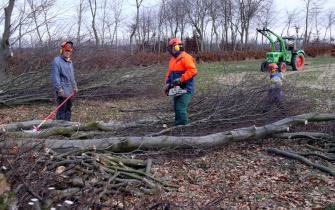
[135,138,335,209]
[1,60,335,209]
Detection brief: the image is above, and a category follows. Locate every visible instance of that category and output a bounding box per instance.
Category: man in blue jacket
[51,41,78,121]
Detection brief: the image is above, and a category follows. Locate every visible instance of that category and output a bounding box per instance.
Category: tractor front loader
[257,28,305,72]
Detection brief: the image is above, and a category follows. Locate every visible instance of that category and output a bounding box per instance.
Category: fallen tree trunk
[2,112,335,153]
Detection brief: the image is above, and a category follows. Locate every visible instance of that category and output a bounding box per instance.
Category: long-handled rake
[23,91,76,133]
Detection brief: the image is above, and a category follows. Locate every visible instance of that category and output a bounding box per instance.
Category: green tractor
[257,28,305,72]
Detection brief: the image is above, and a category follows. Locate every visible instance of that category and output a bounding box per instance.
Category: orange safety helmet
[168,38,183,52]
[268,63,278,69]
[60,41,73,54]
[268,63,278,73]
[169,38,182,46]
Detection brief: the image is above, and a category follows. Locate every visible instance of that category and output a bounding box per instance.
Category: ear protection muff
[174,44,180,52]
[60,42,66,54]
[174,44,184,52]
[60,48,72,54]
[60,41,73,54]
[60,49,72,54]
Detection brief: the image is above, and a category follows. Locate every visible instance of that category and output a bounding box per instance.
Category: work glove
[73,86,78,93]
[173,78,182,86]
[58,90,64,98]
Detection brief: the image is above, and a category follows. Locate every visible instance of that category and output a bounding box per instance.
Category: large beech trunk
[2,112,335,153]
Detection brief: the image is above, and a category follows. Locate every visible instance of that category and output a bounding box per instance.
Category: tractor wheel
[292,53,305,70]
[261,61,267,72]
[278,62,287,73]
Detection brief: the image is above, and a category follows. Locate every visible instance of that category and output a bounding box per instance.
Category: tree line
[1,0,335,51]
[1,0,335,82]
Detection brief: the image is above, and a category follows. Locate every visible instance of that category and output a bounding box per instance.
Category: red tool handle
[25,92,76,132]
[45,91,75,121]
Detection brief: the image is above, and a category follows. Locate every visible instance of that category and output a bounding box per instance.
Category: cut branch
[267,148,335,176]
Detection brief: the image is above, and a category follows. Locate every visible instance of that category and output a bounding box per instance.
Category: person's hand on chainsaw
[173,78,182,86]
[58,89,64,98]
[73,86,78,93]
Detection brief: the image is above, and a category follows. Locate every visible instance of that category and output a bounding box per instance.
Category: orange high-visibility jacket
[165,51,197,94]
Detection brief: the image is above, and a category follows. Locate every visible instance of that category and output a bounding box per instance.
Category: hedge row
[8,45,335,74]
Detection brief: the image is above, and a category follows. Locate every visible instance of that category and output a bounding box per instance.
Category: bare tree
[15,0,33,48]
[0,0,14,84]
[323,8,335,42]
[254,0,278,48]
[236,0,265,50]
[301,0,321,44]
[163,1,173,38]
[218,0,234,51]
[165,0,178,38]
[40,0,57,45]
[208,0,221,52]
[157,0,167,54]
[228,0,241,51]
[88,0,99,46]
[97,0,110,45]
[254,0,281,50]
[281,9,300,37]
[164,0,187,40]
[26,0,60,46]
[185,0,210,52]
[75,0,86,45]
[255,0,278,30]
[108,0,125,48]
[27,0,43,43]
[310,0,326,42]
[136,7,152,52]
[129,0,143,55]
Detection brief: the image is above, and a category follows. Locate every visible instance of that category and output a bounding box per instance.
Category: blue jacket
[51,55,77,97]
[268,72,283,101]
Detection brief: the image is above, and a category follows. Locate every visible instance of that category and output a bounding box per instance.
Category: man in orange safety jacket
[165,38,197,126]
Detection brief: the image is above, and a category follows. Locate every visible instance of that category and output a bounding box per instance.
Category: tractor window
[275,39,282,52]
[286,40,295,50]
[296,39,304,50]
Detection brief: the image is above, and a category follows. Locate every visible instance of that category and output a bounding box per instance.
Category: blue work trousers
[56,97,73,121]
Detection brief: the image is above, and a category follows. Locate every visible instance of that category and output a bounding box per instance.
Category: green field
[193,56,335,114]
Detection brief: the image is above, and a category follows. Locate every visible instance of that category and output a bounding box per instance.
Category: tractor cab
[282,37,304,51]
[257,28,305,73]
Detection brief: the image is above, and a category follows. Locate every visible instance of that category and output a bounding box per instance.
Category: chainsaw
[165,84,187,96]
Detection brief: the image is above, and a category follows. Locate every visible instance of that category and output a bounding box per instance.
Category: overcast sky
[50,0,335,44]
[249,0,334,38]
[2,0,334,46]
